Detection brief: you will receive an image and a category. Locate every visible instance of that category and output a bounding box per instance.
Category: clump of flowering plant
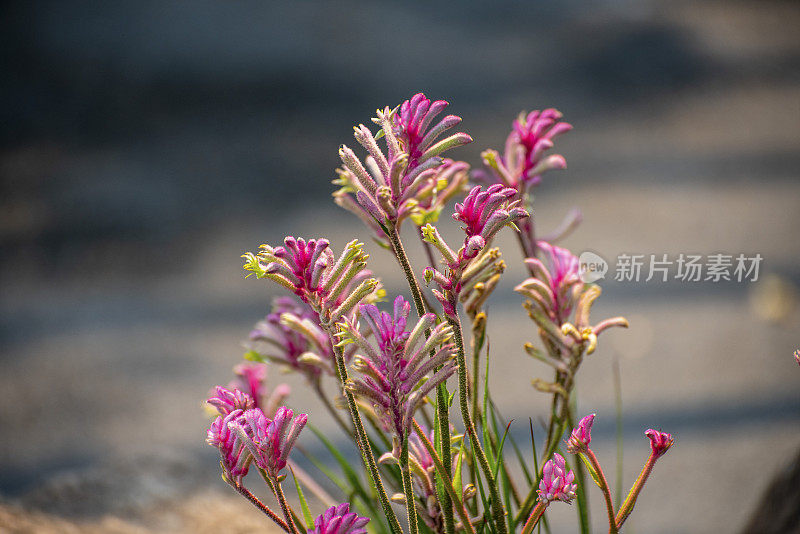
[204,93,674,534]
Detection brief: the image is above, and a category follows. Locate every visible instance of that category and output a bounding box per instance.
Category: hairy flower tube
[566,412,595,454]
[243,237,382,326]
[229,406,308,480]
[248,297,337,379]
[207,409,252,484]
[475,109,571,193]
[336,296,456,452]
[229,362,290,417]
[537,453,577,504]
[310,503,370,534]
[207,386,255,416]
[333,93,472,234]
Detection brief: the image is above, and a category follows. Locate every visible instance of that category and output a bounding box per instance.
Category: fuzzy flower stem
[520,501,547,534]
[388,227,454,534]
[330,336,404,534]
[400,434,420,534]
[230,481,292,533]
[274,481,302,534]
[615,453,656,529]
[388,228,431,316]
[585,448,618,534]
[448,315,507,534]
[411,419,477,534]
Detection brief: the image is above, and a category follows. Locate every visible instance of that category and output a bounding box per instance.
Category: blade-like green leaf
[291,466,315,529]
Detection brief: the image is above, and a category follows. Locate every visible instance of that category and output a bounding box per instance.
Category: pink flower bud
[566,413,595,453]
[645,429,674,459]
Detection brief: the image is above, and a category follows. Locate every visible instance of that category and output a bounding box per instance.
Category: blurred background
[1,1,799,532]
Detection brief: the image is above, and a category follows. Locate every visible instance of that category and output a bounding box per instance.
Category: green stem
[615,453,656,529]
[274,482,301,534]
[400,434,420,534]
[230,481,291,533]
[520,501,547,534]
[388,228,431,316]
[449,315,507,534]
[389,227,454,534]
[585,449,618,534]
[330,339,404,534]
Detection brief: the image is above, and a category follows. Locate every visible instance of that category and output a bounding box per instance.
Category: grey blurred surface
[1,1,799,532]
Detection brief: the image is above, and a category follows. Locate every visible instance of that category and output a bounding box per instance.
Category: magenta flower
[242,241,383,326]
[206,409,252,484]
[248,297,335,378]
[475,108,571,193]
[338,296,456,450]
[230,406,308,479]
[333,93,472,234]
[645,429,674,459]
[309,503,370,534]
[516,241,583,323]
[207,386,255,416]
[243,238,382,325]
[393,93,471,173]
[566,413,596,453]
[419,184,523,317]
[537,453,577,504]
[229,362,290,417]
[453,184,528,259]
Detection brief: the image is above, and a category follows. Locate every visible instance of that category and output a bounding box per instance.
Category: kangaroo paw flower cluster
[243,237,382,326]
[475,108,571,193]
[538,453,577,504]
[334,93,472,235]
[206,409,253,485]
[229,406,308,480]
[420,184,526,318]
[310,503,370,534]
[337,296,456,452]
[204,93,676,534]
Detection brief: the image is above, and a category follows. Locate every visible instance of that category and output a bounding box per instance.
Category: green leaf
[491,422,512,483]
[453,438,465,493]
[291,466,315,529]
[578,452,603,488]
